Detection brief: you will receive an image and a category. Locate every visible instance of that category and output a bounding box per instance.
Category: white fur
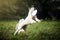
[14,7,41,36]
[16,19,24,31]
[32,10,37,16]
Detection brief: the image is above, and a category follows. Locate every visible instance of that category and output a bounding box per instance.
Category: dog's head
[28,7,37,16]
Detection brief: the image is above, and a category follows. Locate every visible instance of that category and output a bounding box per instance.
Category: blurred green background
[0,0,28,20]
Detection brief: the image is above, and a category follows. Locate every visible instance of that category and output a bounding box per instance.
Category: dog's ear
[28,7,34,11]
[28,7,35,15]
[32,10,37,16]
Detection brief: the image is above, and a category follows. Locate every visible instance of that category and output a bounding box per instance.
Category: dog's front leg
[34,16,41,22]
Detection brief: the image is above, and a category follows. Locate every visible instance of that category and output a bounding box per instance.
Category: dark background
[0,0,60,20]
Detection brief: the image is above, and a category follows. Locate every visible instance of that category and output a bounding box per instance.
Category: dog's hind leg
[14,29,19,36]
[16,19,24,30]
[18,29,25,34]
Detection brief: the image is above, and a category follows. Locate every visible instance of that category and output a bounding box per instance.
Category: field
[0,20,60,40]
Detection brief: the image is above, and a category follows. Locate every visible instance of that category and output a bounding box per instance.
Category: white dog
[14,7,41,36]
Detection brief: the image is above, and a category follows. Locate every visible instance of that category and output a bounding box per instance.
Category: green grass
[0,20,60,40]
